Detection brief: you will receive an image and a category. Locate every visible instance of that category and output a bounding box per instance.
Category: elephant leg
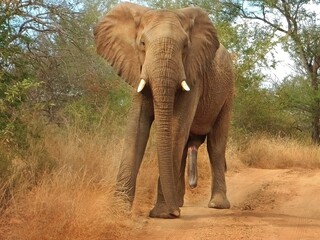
[115,93,153,207]
[148,178,179,218]
[178,145,188,207]
[149,143,187,218]
[150,92,199,218]
[207,101,232,209]
[149,140,188,218]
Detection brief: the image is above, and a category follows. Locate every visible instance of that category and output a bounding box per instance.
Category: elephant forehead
[140,11,187,41]
[141,10,182,26]
[144,24,182,40]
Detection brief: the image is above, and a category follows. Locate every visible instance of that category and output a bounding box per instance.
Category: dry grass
[1,126,319,239]
[239,135,320,169]
[0,126,132,240]
[1,171,129,240]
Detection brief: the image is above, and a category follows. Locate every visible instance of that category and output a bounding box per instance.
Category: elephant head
[94,2,219,215]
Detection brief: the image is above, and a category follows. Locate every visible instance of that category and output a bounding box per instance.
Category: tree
[223,0,320,143]
[0,0,93,144]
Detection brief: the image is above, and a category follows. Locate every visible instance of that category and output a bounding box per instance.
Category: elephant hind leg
[207,100,232,209]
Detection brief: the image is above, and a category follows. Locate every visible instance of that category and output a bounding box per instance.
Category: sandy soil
[126,168,320,240]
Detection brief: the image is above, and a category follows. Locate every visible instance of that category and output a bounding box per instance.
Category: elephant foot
[208,192,230,209]
[177,188,185,207]
[149,203,180,219]
[114,190,133,211]
[177,196,184,207]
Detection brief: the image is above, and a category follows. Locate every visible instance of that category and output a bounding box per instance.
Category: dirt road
[127,168,320,239]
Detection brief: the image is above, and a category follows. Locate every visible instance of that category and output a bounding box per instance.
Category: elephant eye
[140,40,146,50]
[183,41,189,51]
[182,37,189,51]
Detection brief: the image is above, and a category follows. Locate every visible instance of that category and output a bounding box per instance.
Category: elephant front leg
[149,136,186,218]
[149,143,187,218]
[149,91,199,218]
[207,102,232,209]
[149,178,181,219]
[177,145,188,207]
[115,94,153,207]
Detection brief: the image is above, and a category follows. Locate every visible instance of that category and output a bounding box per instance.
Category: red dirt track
[128,168,320,239]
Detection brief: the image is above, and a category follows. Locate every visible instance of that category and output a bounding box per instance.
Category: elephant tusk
[137,79,146,93]
[181,80,190,91]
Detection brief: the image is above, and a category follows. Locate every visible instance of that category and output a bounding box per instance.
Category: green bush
[62,83,132,136]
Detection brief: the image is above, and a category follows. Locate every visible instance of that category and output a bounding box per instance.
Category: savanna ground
[0,128,320,240]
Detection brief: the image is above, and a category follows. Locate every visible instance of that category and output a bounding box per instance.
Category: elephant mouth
[136,78,190,93]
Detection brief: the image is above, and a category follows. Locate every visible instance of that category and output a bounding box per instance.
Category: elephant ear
[94,3,150,88]
[178,7,219,86]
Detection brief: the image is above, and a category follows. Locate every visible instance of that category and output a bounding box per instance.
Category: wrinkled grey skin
[94,2,234,219]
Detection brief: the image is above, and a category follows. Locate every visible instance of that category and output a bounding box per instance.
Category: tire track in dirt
[129,168,320,240]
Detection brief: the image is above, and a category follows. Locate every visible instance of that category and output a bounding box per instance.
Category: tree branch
[230,2,288,33]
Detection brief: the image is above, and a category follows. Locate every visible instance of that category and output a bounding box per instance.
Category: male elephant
[94,2,234,219]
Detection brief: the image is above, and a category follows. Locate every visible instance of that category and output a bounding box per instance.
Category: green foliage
[0,78,40,108]
[63,80,132,135]
[276,76,320,134]
[228,22,288,137]
[107,86,132,112]
[0,73,40,147]
[223,0,320,143]
[143,0,190,9]
[232,87,296,136]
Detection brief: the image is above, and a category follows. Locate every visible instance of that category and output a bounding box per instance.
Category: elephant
[185,134,206,189]
[94,2,234,219]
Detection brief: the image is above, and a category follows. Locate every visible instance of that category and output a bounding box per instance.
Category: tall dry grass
[238,135,320,169]
[0,123,245,239]
[1,123,319,239]
[0,125,135,240]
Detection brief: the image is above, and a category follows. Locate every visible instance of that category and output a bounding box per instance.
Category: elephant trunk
[152,86,179,216]
[144,38,182,216]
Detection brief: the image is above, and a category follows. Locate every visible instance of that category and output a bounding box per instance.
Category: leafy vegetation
[223,0,320,143]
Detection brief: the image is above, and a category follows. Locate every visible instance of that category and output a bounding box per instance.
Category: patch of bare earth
[129,168,320,240]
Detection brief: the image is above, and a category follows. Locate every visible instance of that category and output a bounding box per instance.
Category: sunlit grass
[0,125,319,239]
[0,126,130,240]
[238,135,320,169]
